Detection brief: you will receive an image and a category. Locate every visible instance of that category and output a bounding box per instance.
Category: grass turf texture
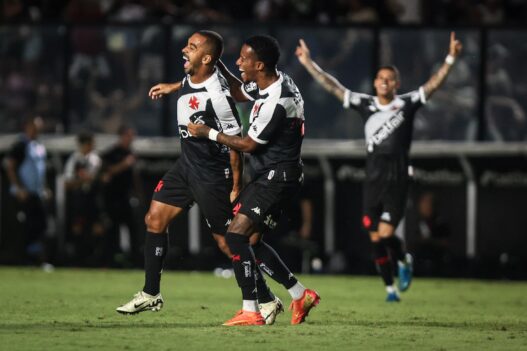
[1,267,526,351]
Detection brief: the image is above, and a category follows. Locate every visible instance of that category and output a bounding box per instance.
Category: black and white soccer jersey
[343,87,427,230]
[177,70,241,179]
[343,88,426,155]
[241,73,305,178]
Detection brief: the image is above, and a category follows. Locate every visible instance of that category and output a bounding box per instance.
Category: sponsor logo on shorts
[264,214,277,229]
[252,207,261,215]
[155,247,164,256]
[268,170,275,180]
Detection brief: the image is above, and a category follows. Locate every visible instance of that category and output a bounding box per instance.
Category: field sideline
[1,267,526,351]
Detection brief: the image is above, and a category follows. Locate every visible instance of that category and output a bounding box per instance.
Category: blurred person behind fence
[101,126,143,266]
[4,116,52,268]
[64,131,104,266]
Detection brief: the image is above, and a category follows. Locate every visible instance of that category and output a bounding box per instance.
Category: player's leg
[380,181,413,292]
[117,164,191,314]
[250,232,318,324]
[194,178,279,325]
[248,177,320,325]
[370,228,399,302]
[222,213,265,326]
[363,179,400,301]
[116,200,183,314]
[142,200,183,295]
[248,232,283,325]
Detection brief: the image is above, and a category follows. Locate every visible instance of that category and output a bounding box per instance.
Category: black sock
[143,231,168,296]
[254,266,274,304]
[252,241,298,290]
[382,235,405,262]
[373,241,394,286]
[225,232,257,301]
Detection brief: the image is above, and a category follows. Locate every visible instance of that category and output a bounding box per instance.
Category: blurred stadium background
[1,0,527,280]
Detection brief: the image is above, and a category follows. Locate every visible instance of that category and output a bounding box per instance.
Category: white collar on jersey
[373,96,404,111]
[258,72,283,96]
[186,68,217,89]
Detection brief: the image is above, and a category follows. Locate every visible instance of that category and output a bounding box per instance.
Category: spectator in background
[101,126,142,266]
[1,0,31,22]
[337,0,379,24]
[485,44,527,141]
[3,116,52,269]
[64,132,104,266]
[477,0,505,25]
[410,191,451,276]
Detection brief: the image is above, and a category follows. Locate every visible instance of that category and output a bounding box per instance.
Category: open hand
[149,83,179,100]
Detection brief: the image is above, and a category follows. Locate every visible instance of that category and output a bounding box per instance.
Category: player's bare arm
[295,39,347,103]
[148,82,182,100]
[229,148,243,202]
[188,122,258,153]
[216,60,249,102]
[422,31,463,99]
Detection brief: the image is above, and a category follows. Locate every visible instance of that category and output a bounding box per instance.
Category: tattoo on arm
[304,61,347,102]
[218,134,255,153]
[423,62,453,99]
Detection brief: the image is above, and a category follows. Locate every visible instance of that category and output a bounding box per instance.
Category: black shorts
[152,159,233,235]
[234,166,303,232]
[362,154,409,231]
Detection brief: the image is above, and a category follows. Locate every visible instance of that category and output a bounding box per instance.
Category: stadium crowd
[2,0,526,26]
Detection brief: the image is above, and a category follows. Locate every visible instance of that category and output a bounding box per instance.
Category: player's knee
[144,210,167,233]
[228,214,253,235]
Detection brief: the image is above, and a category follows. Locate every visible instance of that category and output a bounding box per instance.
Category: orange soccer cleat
[289,289,321,325]
[222,310,266,326]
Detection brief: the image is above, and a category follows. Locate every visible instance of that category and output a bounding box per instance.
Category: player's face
[374,68,400,98]
[236,44,259,83]
[181,33,208,75]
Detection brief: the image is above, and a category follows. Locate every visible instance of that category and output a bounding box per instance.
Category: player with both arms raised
[295,32,462,302]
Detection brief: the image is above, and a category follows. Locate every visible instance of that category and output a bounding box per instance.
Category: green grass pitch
[1,267,526,351]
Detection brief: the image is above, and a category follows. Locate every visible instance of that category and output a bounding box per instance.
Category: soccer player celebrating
[295,32,462,302]
[189,35,320,325]
[116,30,254,314]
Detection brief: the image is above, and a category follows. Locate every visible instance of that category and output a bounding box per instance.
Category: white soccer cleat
[259,296,284,325]
[116,291,164,315]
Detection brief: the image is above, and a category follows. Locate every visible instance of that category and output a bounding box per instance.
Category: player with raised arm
[295,32,462,302]
[115,30,276,315]
[189,35,320,326]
